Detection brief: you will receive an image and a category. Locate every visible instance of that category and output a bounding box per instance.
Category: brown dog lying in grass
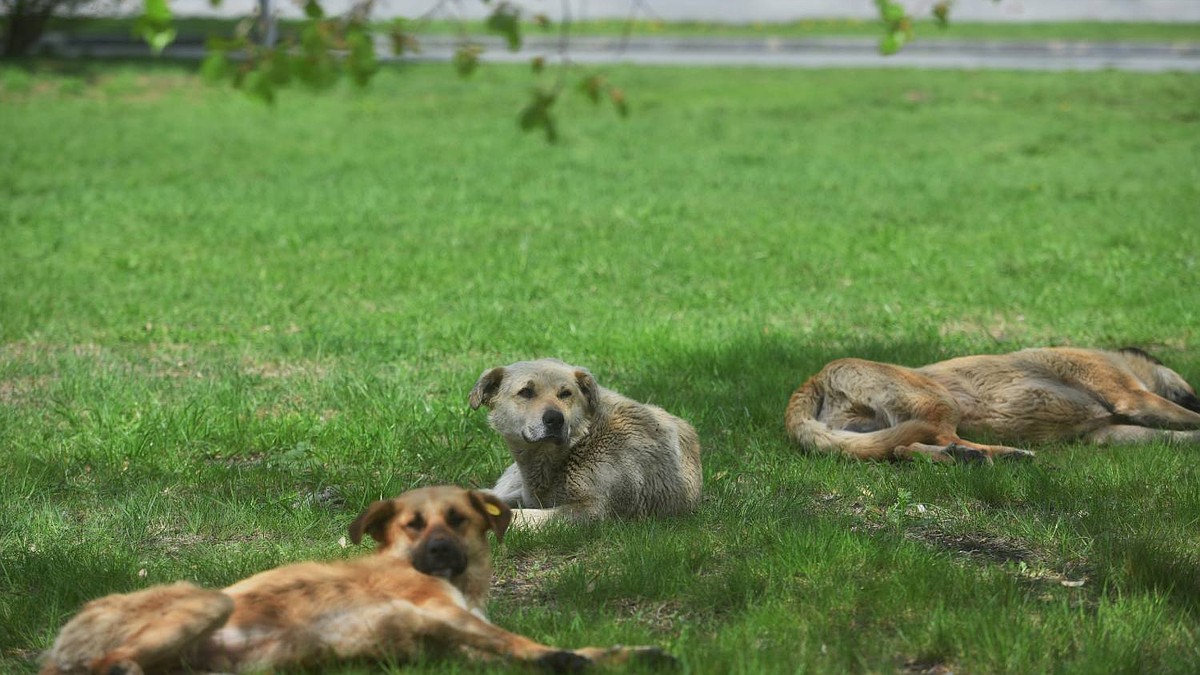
[786,347,1200,462]
[40,486,672,674]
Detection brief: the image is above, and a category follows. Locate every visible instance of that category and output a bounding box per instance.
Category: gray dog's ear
[574,368,599,413]
[469,367,505,410]
[348,499,397,546]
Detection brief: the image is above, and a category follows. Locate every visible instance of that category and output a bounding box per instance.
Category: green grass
[2,60,1199,674]
[43,16,1200,43]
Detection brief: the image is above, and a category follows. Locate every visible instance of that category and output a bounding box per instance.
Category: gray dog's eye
[517,386,535,399]
[558,390,572,400]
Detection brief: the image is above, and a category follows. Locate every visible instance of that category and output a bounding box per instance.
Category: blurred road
[48,34,1200,72]
[399,35,1200,72]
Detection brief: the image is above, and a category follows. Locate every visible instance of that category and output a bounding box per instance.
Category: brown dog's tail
[784,381,940,460]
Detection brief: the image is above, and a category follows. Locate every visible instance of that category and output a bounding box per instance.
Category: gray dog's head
[469,358,600,448]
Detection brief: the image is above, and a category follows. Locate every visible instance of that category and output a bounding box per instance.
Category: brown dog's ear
[348,500,397,546]
[574,368,599,413]
[468,490,513,544]
[469,367,506,410]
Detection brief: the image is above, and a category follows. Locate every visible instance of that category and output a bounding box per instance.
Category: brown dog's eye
[406,515,426,532]
[445,509,465,528]
[517,386,535,399]
[558,390,572,400]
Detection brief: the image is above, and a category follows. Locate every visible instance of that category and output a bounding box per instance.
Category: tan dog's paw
[998,448,1036,462]
[535,649,592,673]
[575,645,679,669]
[943,443,989,464]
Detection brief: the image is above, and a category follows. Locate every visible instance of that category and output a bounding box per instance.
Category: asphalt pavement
[39,33,1200,72]
[407,35,1200,72]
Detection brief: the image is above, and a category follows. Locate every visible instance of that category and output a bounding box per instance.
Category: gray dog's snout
[542,409,565,430]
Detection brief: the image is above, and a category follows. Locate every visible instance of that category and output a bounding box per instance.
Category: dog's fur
[786,347,1200,462]
[470,358,703,526]
[40,486,671,674]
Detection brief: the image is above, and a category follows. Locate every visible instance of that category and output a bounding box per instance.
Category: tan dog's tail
[784,382,940,460]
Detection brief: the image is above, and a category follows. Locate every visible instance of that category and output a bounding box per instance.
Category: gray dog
[469,358,703,527]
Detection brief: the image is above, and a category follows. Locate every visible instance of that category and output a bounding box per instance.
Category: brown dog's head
[468,358,600,449]
[348,486,512,582]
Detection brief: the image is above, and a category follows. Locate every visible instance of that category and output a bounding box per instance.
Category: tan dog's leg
[1087,426,1200,445]
[41,583,232,675]
[894,441,1034,464]
[398,603,671,672]
[1110,391,1200,431]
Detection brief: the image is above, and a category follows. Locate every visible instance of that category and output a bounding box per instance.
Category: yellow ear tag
[485,503,502,516]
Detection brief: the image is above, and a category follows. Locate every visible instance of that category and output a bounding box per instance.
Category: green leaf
[303,0,325,20]
[609,87,629,118]
[243,70,276,105]
[579,74,604,104]
[301,22,329,54]
[485,3,522,52]
[145,27,177,53]
[142,0,171,23]
[932,2,952,27]
[454,45,482,77]
[518,89,558,143]
[346,28,379,88]
[390,19,419,55]
[880,33,900,56]
[265,49,292,86]
[883,3,906,24]
[199,50,230,83]
[133,0,177,54]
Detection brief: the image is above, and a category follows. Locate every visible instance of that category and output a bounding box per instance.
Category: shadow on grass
[1103,538,1200,616]
[615,331,949,436]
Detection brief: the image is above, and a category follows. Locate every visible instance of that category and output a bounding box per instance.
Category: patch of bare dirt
[938,313,1029,343]
[0,374,57,406]
[240,355,329,380]
[907,528,1032,564]
[901,658,956,675]
[608,598,692,637]
[810,490,1090,592]
[203,451,268,468]
[490,553,575,606]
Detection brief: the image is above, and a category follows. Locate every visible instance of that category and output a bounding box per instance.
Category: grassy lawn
[2,60,1199,673]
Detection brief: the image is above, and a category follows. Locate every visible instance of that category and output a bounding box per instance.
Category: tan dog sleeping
[40,486,671,674]
[786,347,1200,462]
[470,358,703,527]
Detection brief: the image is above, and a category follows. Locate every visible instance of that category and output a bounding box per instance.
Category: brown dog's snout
[413,530,468,579]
